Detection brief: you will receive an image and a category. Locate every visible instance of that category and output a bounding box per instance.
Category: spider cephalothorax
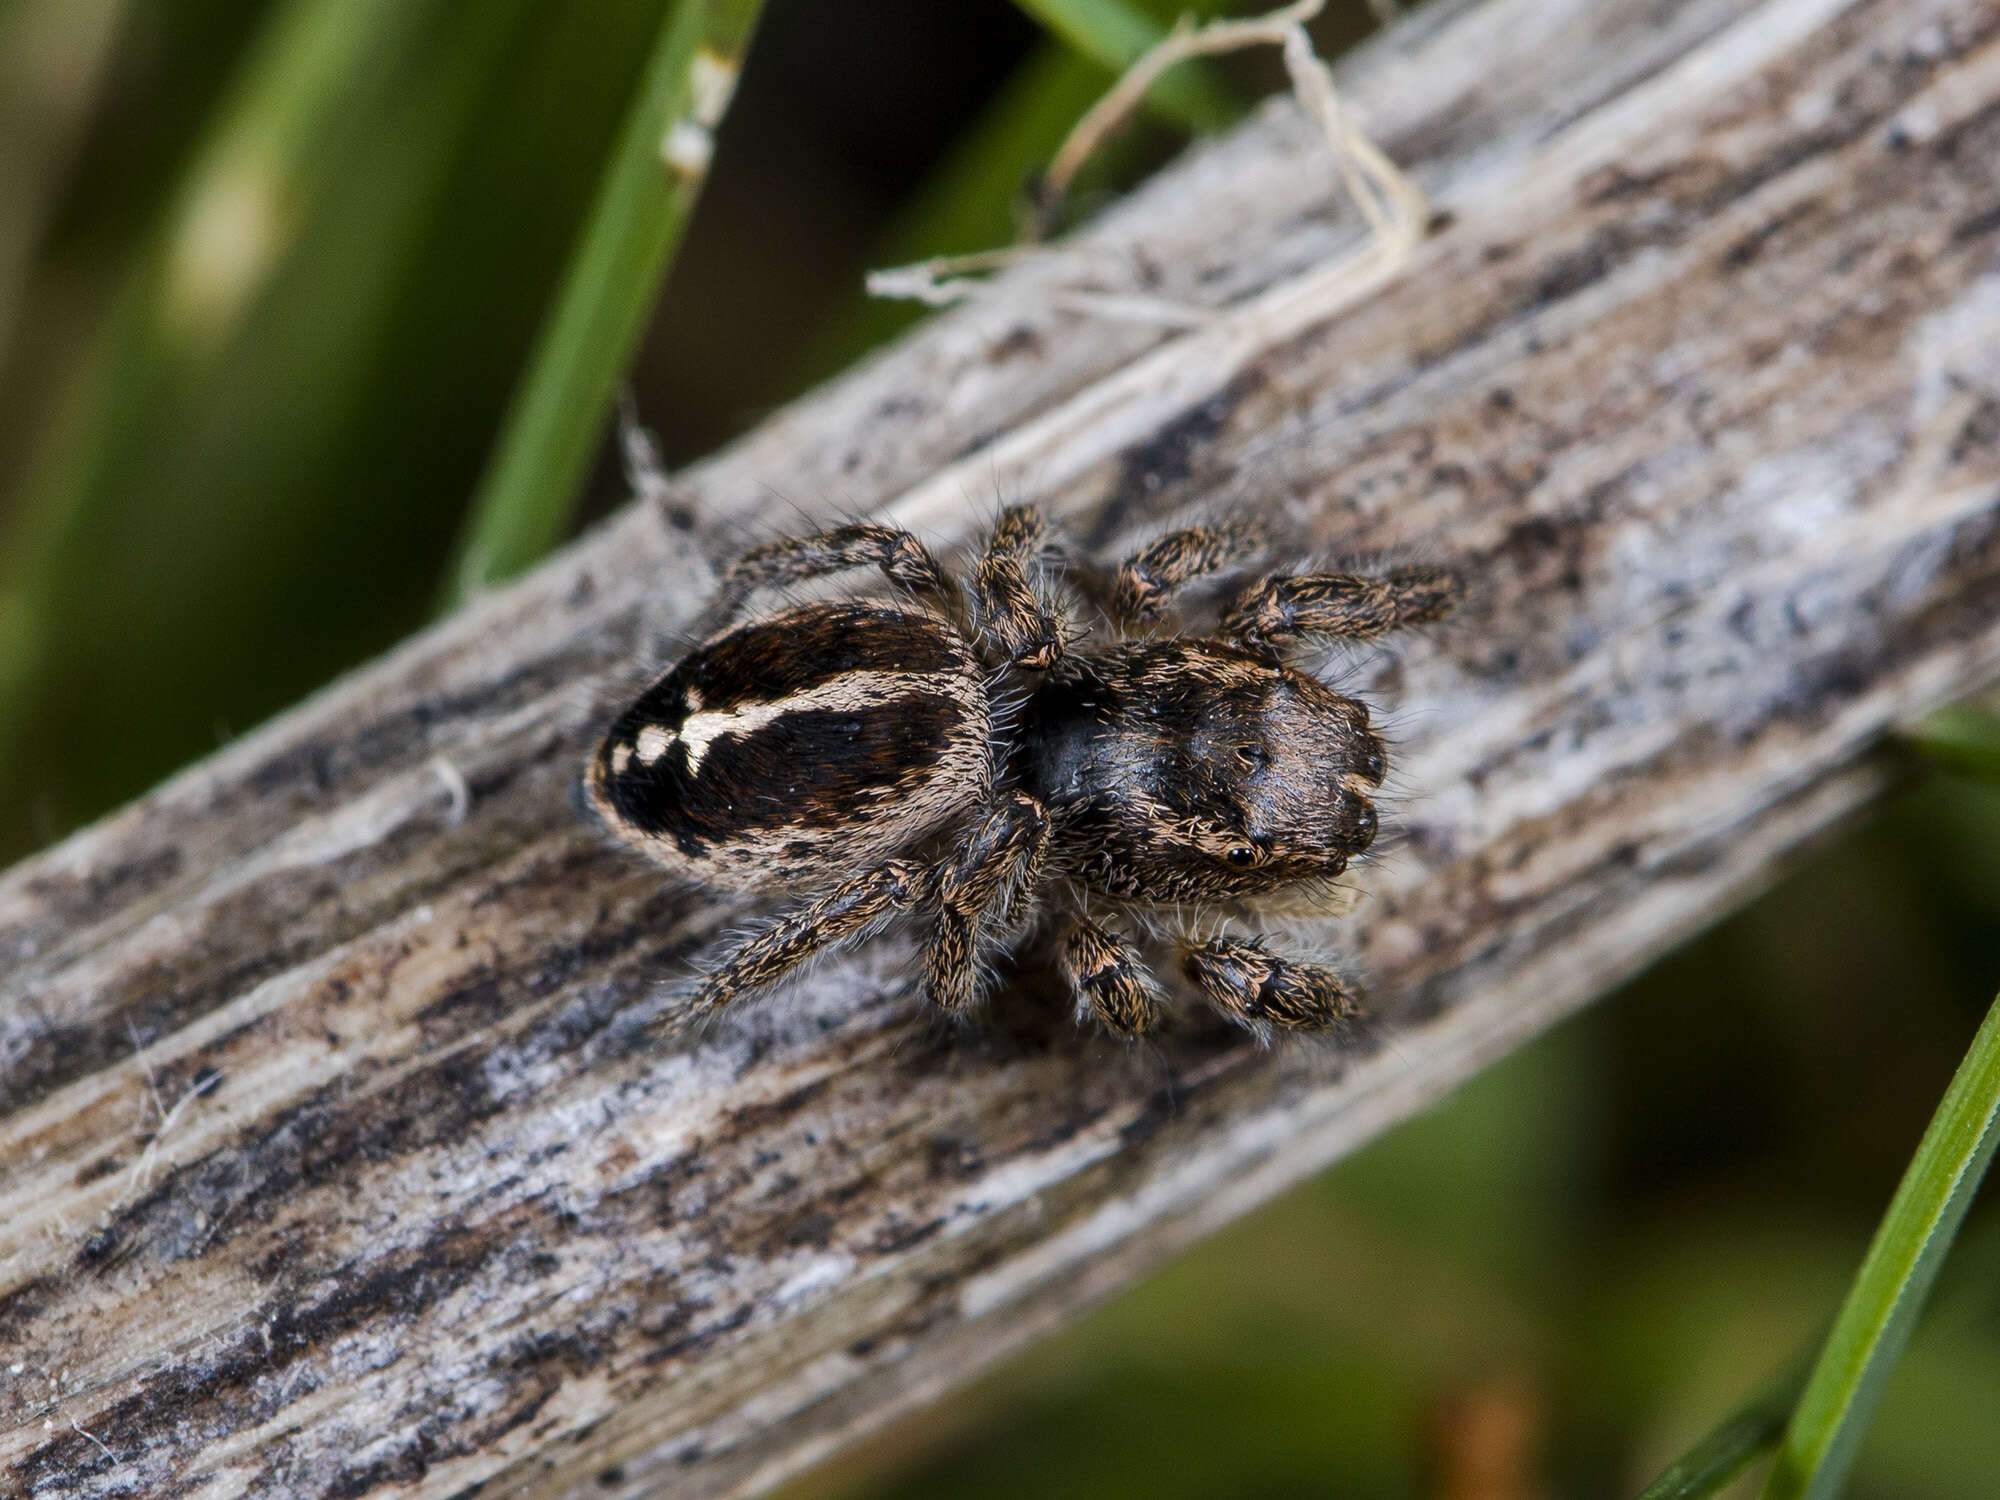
[1011,639,1386,907]
[587,506,1457,1039]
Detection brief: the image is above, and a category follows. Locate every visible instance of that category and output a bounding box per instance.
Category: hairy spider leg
[968,504,1067,669]
[1178,933,1361,1037]
[1105,521,1267,624]
[1218,564,1460,651]
[924,793,1050,1016]
[1058,916,1163,1038]
[688,860,925,1016]
[715,523,957,625]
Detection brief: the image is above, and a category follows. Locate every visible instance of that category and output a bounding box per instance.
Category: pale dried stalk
[866,0,1424,329]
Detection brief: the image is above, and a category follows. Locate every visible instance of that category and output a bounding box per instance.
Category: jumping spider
[587,506,1457,1039]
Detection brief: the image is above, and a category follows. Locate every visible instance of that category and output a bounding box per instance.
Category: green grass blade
[1758,992,2000,1500]
[1637,1355,1811,1500]
[439,0,766,608]
[1901,704,2000,784]
[1010,0,1237,132]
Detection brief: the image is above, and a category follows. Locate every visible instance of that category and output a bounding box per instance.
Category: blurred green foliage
[0,0,670,859]
[2,3,1995,1496]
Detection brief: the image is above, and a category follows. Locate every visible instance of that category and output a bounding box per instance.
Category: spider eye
[1234,744,1267,767]
[1226,845,1257,867]
[1357,737,1387,784]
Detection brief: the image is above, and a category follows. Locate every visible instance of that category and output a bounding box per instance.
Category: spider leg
[1218,564,1460,651]
[923,793,1050,1017]
[715,523,957,624]
[968,504,1067,669]
[1104,521,1266,625]
[1058,916,1164,1038]
[685,859,925,1018]
[1177,934,1362,1037]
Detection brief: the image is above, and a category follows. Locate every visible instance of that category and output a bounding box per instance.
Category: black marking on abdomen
[684,699,959,840]
[684,602,960,711]
[591,602,985,864]
[601,694,967,852]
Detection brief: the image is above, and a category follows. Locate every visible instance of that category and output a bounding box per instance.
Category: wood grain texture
[8,0,2000,1494]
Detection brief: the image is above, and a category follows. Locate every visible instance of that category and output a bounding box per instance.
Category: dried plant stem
[868,0,1424,328]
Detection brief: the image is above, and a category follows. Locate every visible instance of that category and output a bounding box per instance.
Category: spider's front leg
[1058,916,1163,1038]
[1218,564,1459,651]
[923,792,1050,1018]
[1177,934,1363,1039]
[1103,521,1266,625]
[682,859,925,1020]
[715,523,957,624]
[969,505,1067,669]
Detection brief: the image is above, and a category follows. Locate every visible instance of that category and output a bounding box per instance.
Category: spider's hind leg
[922,792,1051,1019]
[1177,933,1363,1039]
[969,505,1069,669]
[716,523,957,624]
[681,859,925,1022]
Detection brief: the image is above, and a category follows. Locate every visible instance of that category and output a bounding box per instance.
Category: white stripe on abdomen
[634,671,947,775]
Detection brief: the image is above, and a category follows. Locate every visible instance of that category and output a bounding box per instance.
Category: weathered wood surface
[7,0,2000,1494]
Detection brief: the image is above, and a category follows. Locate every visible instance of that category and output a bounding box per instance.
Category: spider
[586,506,1458,1039]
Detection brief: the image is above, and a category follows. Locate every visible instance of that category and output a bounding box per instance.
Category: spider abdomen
[588,600,990,890]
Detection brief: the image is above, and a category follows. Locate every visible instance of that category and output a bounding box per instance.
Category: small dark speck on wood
[8,0,2000,1495]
